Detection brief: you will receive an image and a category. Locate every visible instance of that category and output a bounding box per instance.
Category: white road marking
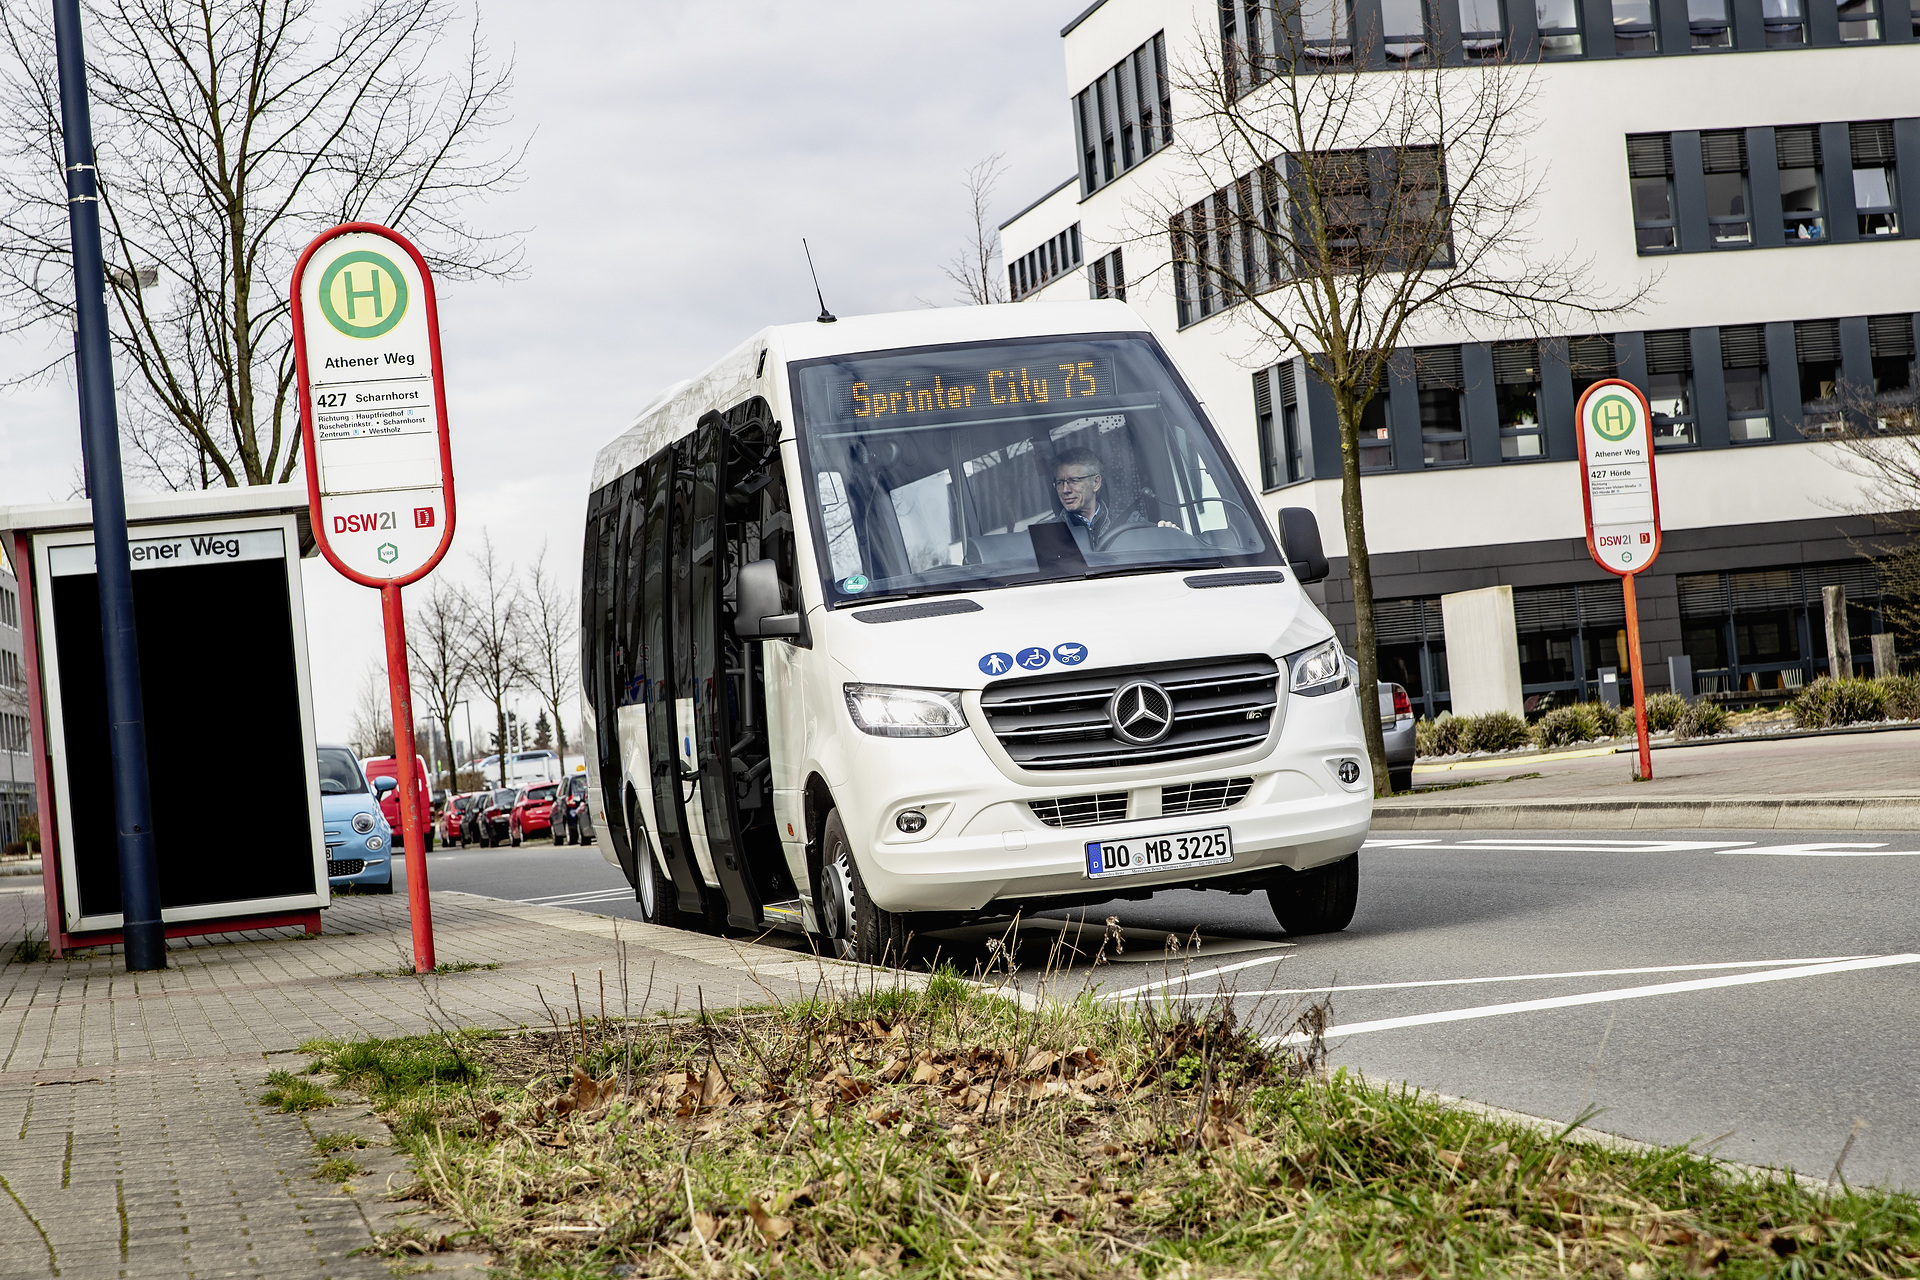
[1719,843,1920,857]
[1368,838,1757,854]
[516,888,634,906]
[1272,953,1920,1045]
[1150,955,1872,1000]
[1098,951,1294,1001]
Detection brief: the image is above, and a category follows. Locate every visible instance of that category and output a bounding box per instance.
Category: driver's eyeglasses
[1053,472,1099,490]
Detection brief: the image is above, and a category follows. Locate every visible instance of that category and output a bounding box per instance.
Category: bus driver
[1049,445,1177,546]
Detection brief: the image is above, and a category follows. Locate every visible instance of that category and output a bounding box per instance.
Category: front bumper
[833,680,1372,914]
[325,834,391,889]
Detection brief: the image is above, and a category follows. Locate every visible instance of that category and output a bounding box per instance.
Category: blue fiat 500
[319,743,395,893]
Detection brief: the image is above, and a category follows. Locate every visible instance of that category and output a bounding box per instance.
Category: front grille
[981,655,1280,771]
[1028,792,1129,828]
[327,858,365,878]
[1162,777,1254,816]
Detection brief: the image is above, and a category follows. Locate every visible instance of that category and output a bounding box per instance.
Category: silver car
[1378,681,1415,793]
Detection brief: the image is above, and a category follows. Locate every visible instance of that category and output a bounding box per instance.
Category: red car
[363,755,433,850]
[476,787,517,847]
[509,782,561,844]
[438,791,482,847]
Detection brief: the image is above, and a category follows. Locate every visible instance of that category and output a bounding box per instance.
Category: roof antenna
[803,238,836,323]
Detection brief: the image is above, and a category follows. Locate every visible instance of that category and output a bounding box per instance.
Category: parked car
[362,754,433,851]
[1380,682,1415,793]
[510,781,561,844]
[475,786,517,847]
[555,772,592,845]
[317,743,393,893]
[438,791,479,847]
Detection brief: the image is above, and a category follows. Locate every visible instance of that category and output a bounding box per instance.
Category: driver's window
[815,471,864,580]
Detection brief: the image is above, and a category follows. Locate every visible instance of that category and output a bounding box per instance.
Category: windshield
[528,784,558,801]
[495,789,516,806]
[317,748,367,795]
[791,334,1277,606]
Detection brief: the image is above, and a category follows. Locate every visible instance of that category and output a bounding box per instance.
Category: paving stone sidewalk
[0,886,877,1280]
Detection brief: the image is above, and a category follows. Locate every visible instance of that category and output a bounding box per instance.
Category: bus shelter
[0,486,329,956]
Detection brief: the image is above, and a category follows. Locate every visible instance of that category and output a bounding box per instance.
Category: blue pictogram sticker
[978,652,1014,676]
[1053,642,1088,665]
[1016,646,1052,670]
[1086,842,1105,875]
[841,574,870,593]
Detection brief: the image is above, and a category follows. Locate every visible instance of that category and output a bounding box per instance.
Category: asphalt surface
[404,828,1920,1189]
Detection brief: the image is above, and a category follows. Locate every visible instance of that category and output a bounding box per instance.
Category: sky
[0,0,1086,752]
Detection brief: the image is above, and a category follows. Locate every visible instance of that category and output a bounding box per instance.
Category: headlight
[365,834,386,851]
[351,812,376,834]
[844,684,968,737]
[1287,637,1350,696]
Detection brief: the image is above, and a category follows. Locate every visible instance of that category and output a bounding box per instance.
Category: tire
[510,831,521,847]
[819,809,911,967]
[372,877,394,895]
[1388,764,1413,794]
[1265,852,1359,936]
[425,831,435,852]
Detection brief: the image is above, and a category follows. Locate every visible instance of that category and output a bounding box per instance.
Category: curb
[0,860,40,878]
[1371,796,1920,831]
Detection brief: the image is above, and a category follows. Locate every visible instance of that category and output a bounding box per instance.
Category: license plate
[1085,826,1233,879]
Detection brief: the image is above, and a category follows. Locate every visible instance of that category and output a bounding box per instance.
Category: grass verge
[303,980,1920,1278]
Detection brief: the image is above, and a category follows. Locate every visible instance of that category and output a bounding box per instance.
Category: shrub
[1416,714,1464,758]
[1532,703,1606,748]
[1641,692,1688,732]
[1879,673,1920,721]
[16,814,37,852]
[1794,676,1888,728]
[1608,705,1640,738]
[1459,709,1529,753]
[1676,701,1730,738]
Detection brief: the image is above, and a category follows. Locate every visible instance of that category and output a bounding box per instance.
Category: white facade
[1002,0,1920,712]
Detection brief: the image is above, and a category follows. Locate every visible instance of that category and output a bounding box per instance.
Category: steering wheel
[1095,518,1201,554]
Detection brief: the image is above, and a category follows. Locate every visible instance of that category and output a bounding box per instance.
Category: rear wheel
[1265,852,1359,936]
[819,810,911,966]
[1388,764,1413,794]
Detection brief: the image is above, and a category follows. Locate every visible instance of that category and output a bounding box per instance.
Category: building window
[1089,247,1126,301]
[1009,225,1083,302]
[1290,145,1451,276]
[1836,0,1879,40]
[1851,121,1900,238]
[1720,324,1771,442]
[1627,134,1676,253]
[1358,393,1393,471]
[1303,0,1355,62]
[1415,346,1467,467]
[1701,130,1750,248]
[1776,125,1825,243]
[1614,0,1658,51]
[1688,0,1734,44]
[1459,0,1506,55]
[1382,0,1431,60]
[1569,334,1618,405]
[1796,318,1843,436]
[1537,0,1585,53]
[1255,363,1305,486]
[1074,33,1171,197]
[1868,313,1915,429]
[1494,340,1544,458]
[1644,330,1697,448]
[1762,0,1807,39]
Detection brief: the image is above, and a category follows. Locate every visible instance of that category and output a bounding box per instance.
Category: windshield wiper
[1081,560,1224,580]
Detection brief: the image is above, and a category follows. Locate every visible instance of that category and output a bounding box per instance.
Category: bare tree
[461,530,523,789]
[407,578,471,794]
[1126,19,1650,790]
[348,662,394,760]
[941,152,1009,305]
[0,0,525,490]
[518,544,578,763]
[1823,382,1920,641]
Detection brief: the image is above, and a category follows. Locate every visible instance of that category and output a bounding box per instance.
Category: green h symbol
[342,269,383,320]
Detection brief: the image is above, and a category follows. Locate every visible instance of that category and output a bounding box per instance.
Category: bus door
[643,449,710,917]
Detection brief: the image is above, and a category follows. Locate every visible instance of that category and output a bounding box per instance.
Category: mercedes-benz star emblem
[1108,680,1175,746]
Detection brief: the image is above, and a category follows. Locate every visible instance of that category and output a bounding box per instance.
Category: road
[404,827,1920,1189]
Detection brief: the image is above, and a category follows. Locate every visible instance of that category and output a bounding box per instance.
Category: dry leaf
[747,1196,792,1241]
[691,1211,719,1242]
[1436,1149,1464,1169]
[866,1105,904,1127]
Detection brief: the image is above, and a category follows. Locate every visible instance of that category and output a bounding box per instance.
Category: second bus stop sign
[292,224,455,585]
[1576,378,1662,576]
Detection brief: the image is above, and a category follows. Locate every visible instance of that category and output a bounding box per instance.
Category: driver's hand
[1157,521,1177,529]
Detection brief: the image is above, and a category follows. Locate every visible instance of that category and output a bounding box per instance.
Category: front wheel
[510,830,522,848]
[819,810,911,966]
[1265,852,1359,936]
[425,831,435,852]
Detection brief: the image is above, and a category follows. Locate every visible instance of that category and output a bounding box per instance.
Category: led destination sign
[847,355,1116,421]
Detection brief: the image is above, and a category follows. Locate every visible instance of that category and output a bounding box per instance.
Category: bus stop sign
[1576,378,1662,576]
[292,223,455,585]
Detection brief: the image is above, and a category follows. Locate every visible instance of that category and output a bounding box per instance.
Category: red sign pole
[380,584,434,970]
[1621,571,1653,781]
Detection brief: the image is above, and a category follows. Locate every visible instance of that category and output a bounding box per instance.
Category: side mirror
[373,776,398,797]
[734,558,801,638]
[1279,508,1330,585]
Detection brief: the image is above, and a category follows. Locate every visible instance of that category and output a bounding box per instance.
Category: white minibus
[581,301,1371,963]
